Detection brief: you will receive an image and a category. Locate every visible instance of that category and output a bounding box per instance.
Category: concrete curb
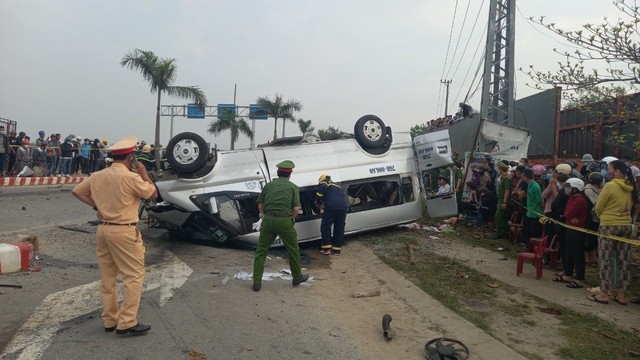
[0,176,86,187]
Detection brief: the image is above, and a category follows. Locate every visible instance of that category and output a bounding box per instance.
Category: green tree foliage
[208,109,253,150]
[121,49,207,168]
[525,0,640,151]
[410,124,430,139]
[255,94,302,141]
[317,126,344,141]
[297,118,315,137]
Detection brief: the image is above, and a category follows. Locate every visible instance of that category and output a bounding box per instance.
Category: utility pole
[441,79,452,117]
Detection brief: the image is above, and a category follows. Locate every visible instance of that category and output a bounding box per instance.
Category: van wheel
[167,132,209,173]
[354,115,387,148]
[364,127,393,155]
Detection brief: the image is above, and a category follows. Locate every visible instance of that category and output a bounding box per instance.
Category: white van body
[149,128,457,247]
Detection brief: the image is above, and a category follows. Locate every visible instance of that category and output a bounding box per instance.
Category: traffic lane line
[0,251,192,360]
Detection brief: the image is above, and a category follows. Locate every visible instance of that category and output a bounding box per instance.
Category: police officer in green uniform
[494,160,512,239]
[252,160,309,292]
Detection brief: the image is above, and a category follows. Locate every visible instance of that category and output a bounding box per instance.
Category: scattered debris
[186,349,207,360]
[0,284,23,289]
[18,234,39,251]
[627,350,640,357]
[537,307,561,315]
[486,283,501,288]
[57,225,92,233]
[21,206,26,211]
[587,286,601,294]
[281,269,291,275]
[425,338,470,359]
[499,256,508,261]
[382,314,395,340]
[428,236,440,240]
[29,266,42,272]
[398,222,429,230]
[221,276,229,285]
[353,289,381,298]
[497,247,504,251]
[406,243,416,265]
[601,332,620,341]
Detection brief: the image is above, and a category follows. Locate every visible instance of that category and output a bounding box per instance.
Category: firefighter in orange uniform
[72,135,157,335]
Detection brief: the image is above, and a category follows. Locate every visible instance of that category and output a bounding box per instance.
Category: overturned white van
[147,115,457,246]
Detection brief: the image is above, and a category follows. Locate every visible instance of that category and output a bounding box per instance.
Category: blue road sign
[187,103,205,119]
[217,104,237,119]
[249,104,268,120]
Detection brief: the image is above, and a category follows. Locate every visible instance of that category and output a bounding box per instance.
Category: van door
[413,130,459,218]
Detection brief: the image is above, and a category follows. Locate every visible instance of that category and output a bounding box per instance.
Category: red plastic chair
[527,228,547,253]
[542,234,559,270]
[509,211,524,244]
[516,237,546,279]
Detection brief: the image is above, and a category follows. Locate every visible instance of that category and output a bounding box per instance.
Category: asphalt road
[0,185,370,360]
[0,185,526,360]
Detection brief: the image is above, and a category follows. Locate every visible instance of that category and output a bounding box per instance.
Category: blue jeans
[47,156,58,175]
[60,157,72,175]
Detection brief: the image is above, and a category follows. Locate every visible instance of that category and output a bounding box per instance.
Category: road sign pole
[170,106,175,139]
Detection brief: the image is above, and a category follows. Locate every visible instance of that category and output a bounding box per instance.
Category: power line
[439,0,460,81]
[445,0,473,79]
[436,0,460,118]
[448,0,487,82]
[452,21,488,107]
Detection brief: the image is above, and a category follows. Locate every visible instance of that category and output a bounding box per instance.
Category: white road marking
[0,251,192,360]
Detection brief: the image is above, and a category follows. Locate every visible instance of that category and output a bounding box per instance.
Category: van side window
[346,177,402,213]
[422,167,454,199]
[297,186,323,221]
[402,176,415,203]
[214,196,244,232]
[214,194,261,233]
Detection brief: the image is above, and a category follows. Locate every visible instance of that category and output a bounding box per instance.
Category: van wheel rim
[362,120,383,142]
[173,139,200,165]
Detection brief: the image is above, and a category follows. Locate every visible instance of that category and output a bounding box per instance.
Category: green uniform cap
[276,160,295,170]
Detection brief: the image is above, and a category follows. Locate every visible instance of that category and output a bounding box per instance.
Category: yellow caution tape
[514,201,640,246]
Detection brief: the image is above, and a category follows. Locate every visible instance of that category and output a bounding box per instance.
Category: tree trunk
[282,119,286,138]
[272,117,278,141]
[155,91,162,170]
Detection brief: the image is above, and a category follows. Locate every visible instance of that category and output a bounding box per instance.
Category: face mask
[564,187,573,196]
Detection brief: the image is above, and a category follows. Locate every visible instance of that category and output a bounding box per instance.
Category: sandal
[566,281,584,289]
[613,295,628,306]
[586,294,609,304]
[553,276,570,283]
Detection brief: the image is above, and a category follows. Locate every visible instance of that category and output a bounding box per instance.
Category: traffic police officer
[72,135,157,335]
[315,174,348,255]
[252,160,309,292]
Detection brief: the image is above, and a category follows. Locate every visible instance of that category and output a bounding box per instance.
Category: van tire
[354,115,387,148]
[166,132,209,174]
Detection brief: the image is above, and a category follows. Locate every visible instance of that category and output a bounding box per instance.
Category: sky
[0,0,621,150]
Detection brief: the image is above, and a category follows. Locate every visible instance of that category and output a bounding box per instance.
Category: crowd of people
[424,103,476,131]
[0,125,162,177]
[458,153,638,305]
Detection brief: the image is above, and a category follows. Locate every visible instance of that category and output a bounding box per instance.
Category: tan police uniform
[73,136,155,331]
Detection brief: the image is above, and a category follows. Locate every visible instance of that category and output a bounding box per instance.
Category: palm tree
[208,109,253,150]
[297,118,315,137]
[317,126,343,141]
[255,94,302,141]
[120,49,207,168]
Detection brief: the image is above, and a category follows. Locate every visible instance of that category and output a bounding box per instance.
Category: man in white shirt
[435,175,452,196]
